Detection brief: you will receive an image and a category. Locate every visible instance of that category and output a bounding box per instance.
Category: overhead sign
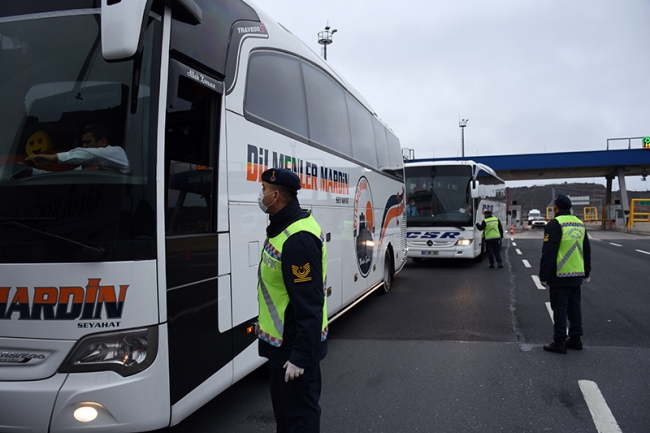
[568,195,590,205]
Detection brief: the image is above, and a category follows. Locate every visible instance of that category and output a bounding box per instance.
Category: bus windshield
[0,10,160,263]
[405,165,474,227]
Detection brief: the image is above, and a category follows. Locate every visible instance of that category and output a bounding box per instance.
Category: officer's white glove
[283,361,304,382]
[583,276,591,283]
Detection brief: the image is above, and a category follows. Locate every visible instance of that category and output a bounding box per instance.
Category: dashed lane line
[579,380,623,433]
[545,301,568,334]
[532,275,545,290]
[609,242,623,247]
[636,249,650,255]
[522,259,531,268]
[516,249,522,255]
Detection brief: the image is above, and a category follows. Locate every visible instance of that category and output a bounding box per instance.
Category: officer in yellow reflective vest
[476,209,504,268]
[256,167,328,432]
[539,194,591,354]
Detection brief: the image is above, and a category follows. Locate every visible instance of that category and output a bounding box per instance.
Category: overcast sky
[254,0,650,191]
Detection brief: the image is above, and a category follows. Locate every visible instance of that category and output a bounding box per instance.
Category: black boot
[566,337,583,350]
[543,341,567,354]
[489,263,494,268]
[498,262,503,268]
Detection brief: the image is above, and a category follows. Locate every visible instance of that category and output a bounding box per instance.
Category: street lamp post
[317,25,337,60]
[459,118,469,157]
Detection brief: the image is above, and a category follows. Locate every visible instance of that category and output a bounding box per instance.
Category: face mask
[258,190,276,213]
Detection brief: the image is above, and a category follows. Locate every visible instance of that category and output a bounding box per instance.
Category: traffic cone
[510,225,515,235]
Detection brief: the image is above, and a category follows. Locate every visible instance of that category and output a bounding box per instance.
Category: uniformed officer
[539,194,592,354]
[256,167,328,432]
[476,209,504,268]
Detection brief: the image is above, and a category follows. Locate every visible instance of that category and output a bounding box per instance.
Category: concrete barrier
[625,222,650,236]
[613,222,650,236]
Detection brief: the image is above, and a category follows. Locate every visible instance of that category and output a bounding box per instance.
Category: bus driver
[21,123,130,175]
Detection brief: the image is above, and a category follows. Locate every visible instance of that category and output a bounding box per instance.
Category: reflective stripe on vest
[257,214,328,347]
[484,216,500,240]
[555,215,586,277]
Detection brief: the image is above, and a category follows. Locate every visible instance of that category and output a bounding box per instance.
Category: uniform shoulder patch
[543,233,550,242]
[292,263,312,283]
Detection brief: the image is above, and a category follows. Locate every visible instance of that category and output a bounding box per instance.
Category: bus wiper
[0,221,105,259]
[0,217,57,222]
[436,219,466,231]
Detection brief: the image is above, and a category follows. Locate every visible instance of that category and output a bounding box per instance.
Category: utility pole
[317,25,337,60]
[459,118,468,157]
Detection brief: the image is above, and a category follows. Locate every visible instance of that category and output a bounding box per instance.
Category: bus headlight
[456,239,473,246]
[59,327,158,377]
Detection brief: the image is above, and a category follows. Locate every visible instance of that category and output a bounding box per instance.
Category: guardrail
[628,199,650,228]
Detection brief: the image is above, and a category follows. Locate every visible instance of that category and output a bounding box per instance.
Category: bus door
[164,60,231,405]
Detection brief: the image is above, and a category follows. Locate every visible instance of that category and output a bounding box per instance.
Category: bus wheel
[378,251,393,295]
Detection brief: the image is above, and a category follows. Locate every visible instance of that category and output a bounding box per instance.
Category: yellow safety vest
[257,214,328,347]
[555,215,586,277]
[484,216,500,240]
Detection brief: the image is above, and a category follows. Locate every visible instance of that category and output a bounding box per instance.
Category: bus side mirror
[101,0,202,61]
[102,0,153,61]
[470,180,479,199]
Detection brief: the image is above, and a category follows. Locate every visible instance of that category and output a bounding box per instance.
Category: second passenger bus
[404,160,506,261]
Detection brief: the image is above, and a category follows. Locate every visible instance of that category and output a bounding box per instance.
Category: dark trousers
[549,285,583,341]
[485,239,502,265]
[269,362,322,433]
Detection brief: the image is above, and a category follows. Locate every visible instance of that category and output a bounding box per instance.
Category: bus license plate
[422,251,439,256]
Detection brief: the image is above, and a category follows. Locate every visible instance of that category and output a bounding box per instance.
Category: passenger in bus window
[406,199,419,216]
[256,167,328,432]
[19,123,130,176]
[476,209,504,268]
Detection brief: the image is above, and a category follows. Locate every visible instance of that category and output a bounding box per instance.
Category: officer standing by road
[476,209,504,268]
[256,167,328,432]
[539,194,591,354]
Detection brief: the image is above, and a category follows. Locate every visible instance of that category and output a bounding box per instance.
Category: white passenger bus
[0,1,407,431]
[404,160,506,261]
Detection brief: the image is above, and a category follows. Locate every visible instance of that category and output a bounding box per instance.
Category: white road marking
[589,234,601,241]
[544,301,568,333]
[609,243,623,247]
[516,249,522,255]
[512,242,517,246]
[636,249,650,255]
[545,302,553,321]
[532,275,545,290]
[522,259,531,268]
[578,380,623,433]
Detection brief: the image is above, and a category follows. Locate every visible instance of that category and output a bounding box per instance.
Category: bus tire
[378,250,393,295]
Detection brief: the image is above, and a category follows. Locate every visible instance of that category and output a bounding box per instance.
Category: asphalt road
[157,227,650,433]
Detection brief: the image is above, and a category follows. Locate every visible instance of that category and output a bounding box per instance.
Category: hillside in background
[508,182,650,217]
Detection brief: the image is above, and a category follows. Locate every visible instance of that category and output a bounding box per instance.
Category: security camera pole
[459,118,469,157]
[318,25,337,60]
